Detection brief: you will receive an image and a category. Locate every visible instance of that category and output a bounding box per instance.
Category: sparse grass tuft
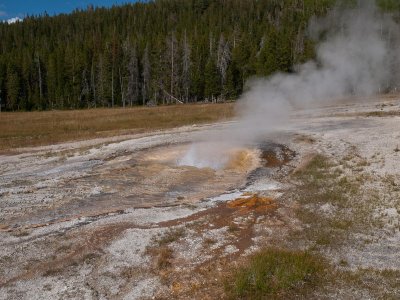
[120,266,139,280]
[82,252,100,262]
[156,227,186,246]
[145,227,184,272]
[157,247,174,270]
[364,111,400,117]
[43,267,63,277]
[290,154,365,249]
[225,248,327,299]
[12,230,30,237]
[271,149,400,298]
[228,223,240,233]
[339,268,400,298]
[293,155,350,207]
[203,237,217,247]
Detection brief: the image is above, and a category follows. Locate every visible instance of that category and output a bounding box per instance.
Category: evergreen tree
[6,63,20,110]
[204,56,220,102]
[0,0,365,110]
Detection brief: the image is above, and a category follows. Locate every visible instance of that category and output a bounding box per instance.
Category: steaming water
[177,143,230,169]
[177,143,261,171]
[181,0,400,168]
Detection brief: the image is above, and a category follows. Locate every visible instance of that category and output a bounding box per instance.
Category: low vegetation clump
[157,247,174,270]
[365,111,400,117]
[146,227,186,271]
[225,248,327,299]
[156,227,186,246]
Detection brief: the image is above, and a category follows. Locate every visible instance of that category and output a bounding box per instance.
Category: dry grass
[157,247,174,270]
[335,110,400,118]
[227,223,240,233]
[0,103,235,151]
[364,110,400,117]
[145,227,185,271]
[203,237,217,247]
[155,227,186,247]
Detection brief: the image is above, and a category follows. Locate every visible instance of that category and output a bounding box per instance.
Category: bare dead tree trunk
[294,28,305,64]
[36,54,43,103]
[158,83,183,104]
[126,43,139,106]
[111,67,114,108]
[182,30,191,103]
[217,35,231,100]
[209,32,214,54]
[171,37,174,104]
[167,33,178,104]
[119,67,125,108]
[142,45,150,106]
[91,60,96,108]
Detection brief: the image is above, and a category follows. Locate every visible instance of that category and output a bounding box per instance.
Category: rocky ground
[0,95,399,299]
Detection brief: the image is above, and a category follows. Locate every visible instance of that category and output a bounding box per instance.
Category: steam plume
[179,0,400,169]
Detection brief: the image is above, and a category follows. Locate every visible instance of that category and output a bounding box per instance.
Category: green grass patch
[225,248,328,299]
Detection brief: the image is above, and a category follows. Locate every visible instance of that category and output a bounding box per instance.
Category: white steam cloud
[179,0,400,169]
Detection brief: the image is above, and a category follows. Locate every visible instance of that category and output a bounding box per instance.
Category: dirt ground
[0,95,399,299]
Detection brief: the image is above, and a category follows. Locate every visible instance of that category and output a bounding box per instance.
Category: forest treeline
[0,0,399,111]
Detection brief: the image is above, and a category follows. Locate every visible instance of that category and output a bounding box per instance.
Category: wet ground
[0,141,276,231]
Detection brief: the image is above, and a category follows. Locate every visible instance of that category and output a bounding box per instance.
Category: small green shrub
[225,248,326,299]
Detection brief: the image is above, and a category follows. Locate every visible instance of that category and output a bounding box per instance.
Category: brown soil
[227,195,277,213]
[261,144,296,168]
[225,149,260,172]
[147,193,284,299]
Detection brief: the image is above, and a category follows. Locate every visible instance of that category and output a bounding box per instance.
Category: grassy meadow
[0,103,235,152]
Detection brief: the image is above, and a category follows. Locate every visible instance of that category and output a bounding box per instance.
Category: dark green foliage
[0,0,347,110]
[378,0,400,11]
[204,56,220,100]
